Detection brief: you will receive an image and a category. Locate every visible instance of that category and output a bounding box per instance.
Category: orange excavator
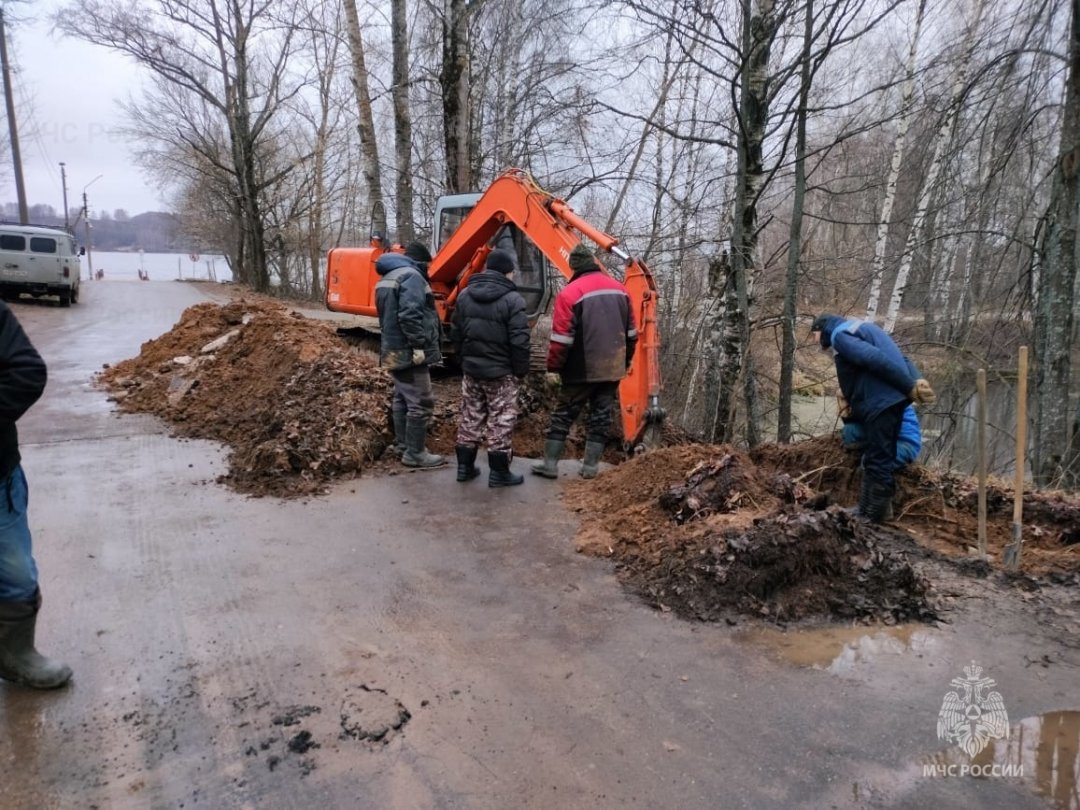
[325,168,664,448]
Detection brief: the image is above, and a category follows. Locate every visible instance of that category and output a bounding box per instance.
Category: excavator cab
[434,193,551,319]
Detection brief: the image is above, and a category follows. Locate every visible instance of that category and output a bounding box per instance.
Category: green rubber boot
[531,439,565,479]
[579,440,605,479]
[0,591,72,689]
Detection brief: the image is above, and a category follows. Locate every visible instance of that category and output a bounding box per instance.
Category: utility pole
[60,162,69,230]
[83,191,93,280]
[82,174,101,281]
[0,7,28,224]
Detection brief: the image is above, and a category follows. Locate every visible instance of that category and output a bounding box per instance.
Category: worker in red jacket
[532,243,637,480]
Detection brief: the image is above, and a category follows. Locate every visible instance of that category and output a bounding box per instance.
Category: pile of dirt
[565,436,1080,624]
[565,445,937,623]
[632,507,937,624]
[99,299,394,496]
[97,298,633,494]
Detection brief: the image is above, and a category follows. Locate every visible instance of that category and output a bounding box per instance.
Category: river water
[82,251,231,283]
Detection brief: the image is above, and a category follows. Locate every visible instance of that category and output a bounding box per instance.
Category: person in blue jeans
[812,314,935,523]
[0,301,72,688]
[841,402,922,468]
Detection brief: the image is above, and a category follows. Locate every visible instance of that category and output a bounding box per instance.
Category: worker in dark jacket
[451,248,530,487]
[375,244,445,468]
[533,243,638,480]
[811,314,935,522]
[0,302,72,688]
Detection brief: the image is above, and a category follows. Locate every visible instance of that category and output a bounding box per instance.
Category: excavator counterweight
[326,168,664,447]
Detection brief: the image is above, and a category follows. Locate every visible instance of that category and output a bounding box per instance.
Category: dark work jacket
[374,253,443,371]
[451,271,530,380]
[0,302,47,480]
[818,315,919,422]
[547,267,638,384]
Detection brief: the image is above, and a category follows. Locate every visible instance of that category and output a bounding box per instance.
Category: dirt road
[1,280,1076,809]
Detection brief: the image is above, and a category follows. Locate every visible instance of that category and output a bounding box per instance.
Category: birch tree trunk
[720,0,775,447]
[1034,0,1080,486]
[441,0,471,193]
[778,0,813,444]
[342,0,386,241]
[883,0,985,334]
[866,0,926,321]
[391,0,415,244]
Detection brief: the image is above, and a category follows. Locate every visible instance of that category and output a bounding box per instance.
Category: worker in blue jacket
[811,314,935,522]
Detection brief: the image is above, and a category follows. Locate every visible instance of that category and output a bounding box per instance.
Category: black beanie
[404,241,432,265]
[569,243,596,273]
[485,248,516,275]
[811,314,837,348]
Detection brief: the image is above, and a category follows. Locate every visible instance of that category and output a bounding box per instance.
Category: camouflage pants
[456,375,519,453]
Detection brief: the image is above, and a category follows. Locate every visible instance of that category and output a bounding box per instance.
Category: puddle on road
[739,624,938,675]
[914,710,1080,809]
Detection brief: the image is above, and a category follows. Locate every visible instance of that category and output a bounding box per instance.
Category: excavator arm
[326,168,664,447]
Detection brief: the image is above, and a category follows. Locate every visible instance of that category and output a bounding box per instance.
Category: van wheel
[71,285,79,304]
[59,292,71,308]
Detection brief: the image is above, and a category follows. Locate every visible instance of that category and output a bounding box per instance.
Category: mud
[6,281,1078,810]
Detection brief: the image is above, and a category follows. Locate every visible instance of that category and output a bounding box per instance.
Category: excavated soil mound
[99,300,394,496]
[565,445,937,623]
[97,298,627,494]
[631,507,937,624]
[566,435,1079,623]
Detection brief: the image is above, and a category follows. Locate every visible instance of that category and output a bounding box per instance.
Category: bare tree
[391,0,416,243]
[441,0,471,192]
[342,0,387,240]
[55,0,303,291]
[865,0,926,321]
[1034,0,1080,485]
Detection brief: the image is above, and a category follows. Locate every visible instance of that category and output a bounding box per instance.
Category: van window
[0,234,26,251]
[30,237,57,254]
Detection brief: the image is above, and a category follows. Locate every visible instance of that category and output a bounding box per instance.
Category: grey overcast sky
[2,2,168,216]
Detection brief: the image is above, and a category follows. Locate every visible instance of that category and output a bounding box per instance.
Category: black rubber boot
[580,440,605,479]
[531,439,565,479]
[455,445,481,482]
[845,476,872,521]
[390,410,407,456]
[0,591,72,689]
[864,481,895,524]
[401,416,446,468]
[489,451,524,488]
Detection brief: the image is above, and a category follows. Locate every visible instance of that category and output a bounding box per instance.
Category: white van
[0,224,81,307]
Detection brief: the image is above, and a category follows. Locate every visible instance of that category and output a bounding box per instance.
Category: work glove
[411,348,426,366]
[544,372,561,389]
[909,378,935,405]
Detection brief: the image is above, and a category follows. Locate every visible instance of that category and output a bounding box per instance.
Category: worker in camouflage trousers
[533,243,637,480]
[0,301,72,689]
[451,248,530,487]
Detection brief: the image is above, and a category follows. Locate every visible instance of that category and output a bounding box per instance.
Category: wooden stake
[1005,346,1028,570]
[977,369,987,558]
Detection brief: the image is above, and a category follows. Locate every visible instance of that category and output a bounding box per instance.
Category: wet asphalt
[0,280,1076,809]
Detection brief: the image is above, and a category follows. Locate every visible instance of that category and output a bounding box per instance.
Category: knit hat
[811,314,837,348]
[485,248,516,275]
[404,241,432,265]
[569,243,596,273]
